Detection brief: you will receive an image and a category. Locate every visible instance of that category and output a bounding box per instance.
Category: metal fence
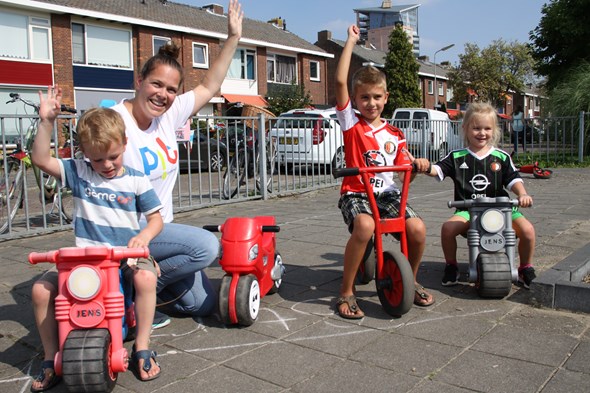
[1,111,587,240]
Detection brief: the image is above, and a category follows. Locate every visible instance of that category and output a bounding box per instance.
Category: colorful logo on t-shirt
[384,141,397,155]
[490,162,501,172]
[138,137,178,179]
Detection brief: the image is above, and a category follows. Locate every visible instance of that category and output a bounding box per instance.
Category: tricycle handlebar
[29,246,149,264]
[203,225,220,232]
[333,164,413,179]
[448,197,519,209]
[262,225,280,233]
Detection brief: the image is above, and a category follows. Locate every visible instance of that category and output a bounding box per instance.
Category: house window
[153,36,170,55]
[267,54,296,84]
[438,81,444,96]
[71,22,131,68]
[309,60,320,81]
[228,48,256,80]
[427,80,433,95]
[0,11,50,61]
[192,42,209,68]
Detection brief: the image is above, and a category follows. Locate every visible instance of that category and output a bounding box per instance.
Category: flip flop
[414,285,435,307]
[131,347,161,382]
[30,360,61,392]
[336,295,365,319]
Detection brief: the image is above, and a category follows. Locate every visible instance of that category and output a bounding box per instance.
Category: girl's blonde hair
[77,107,126,153]
[462,102,501,146]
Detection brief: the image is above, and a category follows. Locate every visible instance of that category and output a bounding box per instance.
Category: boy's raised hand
[38,85,62,123]
[348,25,360,42]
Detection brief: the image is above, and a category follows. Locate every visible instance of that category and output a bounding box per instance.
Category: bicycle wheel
[222,153,246,199]
[55,186,74,223]
[0,158,24,233]
[255,139,276,194]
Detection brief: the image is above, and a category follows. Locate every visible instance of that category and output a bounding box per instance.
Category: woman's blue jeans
[141,221,219,316]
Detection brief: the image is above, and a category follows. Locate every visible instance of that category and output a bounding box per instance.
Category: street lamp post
[433,43,455,109]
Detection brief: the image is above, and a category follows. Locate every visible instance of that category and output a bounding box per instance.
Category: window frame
[0,11,51,62]
[267,53,297,84]
[228,47,256,80]
[427,80,433,95]
[309,60,320,82]
[437,81,444,96]
[153,35,171,56]
[71,21,132,69]
[192,42,209,69]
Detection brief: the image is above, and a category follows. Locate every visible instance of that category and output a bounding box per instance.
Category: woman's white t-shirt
[113,92,195,222]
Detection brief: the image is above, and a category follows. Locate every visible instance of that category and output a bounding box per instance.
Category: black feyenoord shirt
[433,148,523,202]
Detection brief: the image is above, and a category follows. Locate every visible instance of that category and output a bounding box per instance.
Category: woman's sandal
[414,284,435,307]
[131,347,161,382]
[336,295,365,319]
[30,360,61,393]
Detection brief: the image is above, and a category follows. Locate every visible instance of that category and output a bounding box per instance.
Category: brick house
[0,0,332,139]
[315,30,453,113]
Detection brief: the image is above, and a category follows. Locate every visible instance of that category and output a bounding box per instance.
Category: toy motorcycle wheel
[475,254,512,298]
[356,237,375,284]
[267,252,284,294]
[62,329,117,393]
[218,275,233,325]
[376,250,414,317]
[236,274,261,326]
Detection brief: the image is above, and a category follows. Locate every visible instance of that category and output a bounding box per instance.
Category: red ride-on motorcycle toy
[204,216,284,326]
[29,246,149,393]
[333,165,415,317]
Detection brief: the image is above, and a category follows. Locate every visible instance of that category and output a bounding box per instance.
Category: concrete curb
[531,242,590,313]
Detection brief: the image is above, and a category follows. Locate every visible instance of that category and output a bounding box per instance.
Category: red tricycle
[204,216,284,326]
[28,246,149,393]
[334,165,415,317]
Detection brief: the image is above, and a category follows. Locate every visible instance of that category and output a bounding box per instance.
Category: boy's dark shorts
[38,256,158,287]
[338,191,421,236]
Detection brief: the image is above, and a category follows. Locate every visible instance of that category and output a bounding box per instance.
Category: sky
[175,0,548,65]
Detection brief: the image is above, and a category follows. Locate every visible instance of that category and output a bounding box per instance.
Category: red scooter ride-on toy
[334,165,415,317]
[204,216,284,326]
[28,246,149,393]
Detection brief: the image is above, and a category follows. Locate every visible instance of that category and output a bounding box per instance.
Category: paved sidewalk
[1,168,589,393]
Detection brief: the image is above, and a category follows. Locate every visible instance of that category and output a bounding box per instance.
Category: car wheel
[209,151,226,172]
[331,147,345,172]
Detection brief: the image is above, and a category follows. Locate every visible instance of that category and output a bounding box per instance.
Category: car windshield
[276,114,331,130]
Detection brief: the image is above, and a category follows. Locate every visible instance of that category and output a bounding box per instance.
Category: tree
[529,0,590,90]
[383,23,421,116]
[265,83,312,116]
[447,40,536,107]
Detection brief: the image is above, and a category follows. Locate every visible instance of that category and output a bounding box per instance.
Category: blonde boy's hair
[462,102,501,146]
[77,107,126,153]
[351,65,387,96]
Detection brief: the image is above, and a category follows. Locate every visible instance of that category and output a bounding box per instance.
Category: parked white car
[391,108,461,161]
[269,108,345,171]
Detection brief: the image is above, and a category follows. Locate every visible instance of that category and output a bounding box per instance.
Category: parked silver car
[269,108,345,171]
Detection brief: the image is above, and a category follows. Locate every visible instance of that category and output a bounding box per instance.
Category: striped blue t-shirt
[59,159,162,247]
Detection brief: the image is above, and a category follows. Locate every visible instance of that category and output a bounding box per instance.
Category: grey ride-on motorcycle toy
[448,196,519,298]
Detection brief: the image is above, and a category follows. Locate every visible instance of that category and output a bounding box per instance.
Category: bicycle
[0,93,78,233]
[221,124,278,199]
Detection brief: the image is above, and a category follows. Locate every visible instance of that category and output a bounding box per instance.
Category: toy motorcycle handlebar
[448,197,520,209]
[28,246,149,265]
[203,225,280,233]
[333,164,415,179]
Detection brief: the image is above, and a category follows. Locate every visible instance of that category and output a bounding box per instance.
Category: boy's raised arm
[335,25,360,108]
[31,86,63,179]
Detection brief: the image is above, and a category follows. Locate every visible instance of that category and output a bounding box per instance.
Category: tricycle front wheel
[267,252,284,294]
[475,254,512,298]
[376,250,414,317]
[62,329,117,393]
[236,274,260,326]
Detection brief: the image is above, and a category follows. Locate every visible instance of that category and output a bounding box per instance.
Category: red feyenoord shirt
[336,100,411,194]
